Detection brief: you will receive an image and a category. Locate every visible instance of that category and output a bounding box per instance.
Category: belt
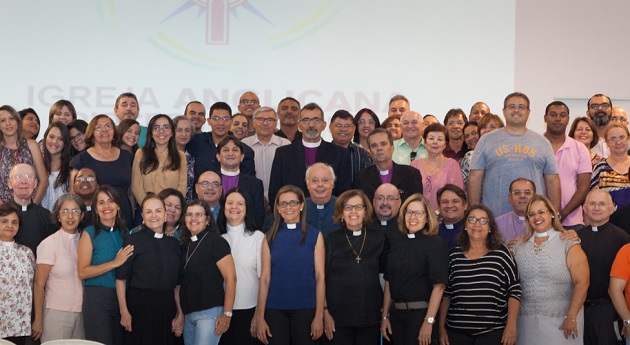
[393,301,429,310]
[584,297,611,307]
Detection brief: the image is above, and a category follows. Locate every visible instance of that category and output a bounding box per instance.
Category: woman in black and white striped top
[438,204,522,345]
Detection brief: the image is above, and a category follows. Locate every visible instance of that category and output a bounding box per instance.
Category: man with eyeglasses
[195,170,223,221]
[496,178,536,244]
[304,163,337,235]
[354,128,422,203]
[275,97,302,143]
[371,183,402,234]
[443,108,468,161]
[329,110,373,183]
[387,94,409,118]
[577,189,630,345]
[186,101,256,183]
[72,168,99,229]
[587,93,614,158]
[242,107,290,205]
[392,111,427,165]
[543,101,591,230]
[9,163,55,256]
[469,102,490,123]
[237,91,261,136]
[114,92,148,148]
[469,92,561,217]
[268,102,351,205]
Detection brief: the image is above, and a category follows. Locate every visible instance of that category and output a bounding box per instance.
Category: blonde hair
[522,194,564,242]
[397,193,438,236]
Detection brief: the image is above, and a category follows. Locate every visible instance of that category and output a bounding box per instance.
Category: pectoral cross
[355,256,361,264]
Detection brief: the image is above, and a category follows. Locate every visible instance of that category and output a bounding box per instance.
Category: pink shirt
[411,158,464,211]
[36,229,83,313]
[554,137,592,226]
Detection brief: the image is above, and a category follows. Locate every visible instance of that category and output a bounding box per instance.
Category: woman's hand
[249,315,258,337]
[256,317,272,345]
[112,245,134,268]
[418,320,433,345]
[439,326,449,345]
[310,314,323,340]
[120,310,132,332]
[172,312,184,337]
[31,318,43,340]
[381,318,392,342]
[215,314,231,335]
[560,316,578,339]
[501,323,517,345]
[324,309,335,340]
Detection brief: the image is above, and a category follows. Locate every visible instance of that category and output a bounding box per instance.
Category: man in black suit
[268,102,352,204]
[354,128,423,202]
[216,136,265,229]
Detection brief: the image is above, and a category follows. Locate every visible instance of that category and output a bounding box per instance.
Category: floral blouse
[0,241,35,338]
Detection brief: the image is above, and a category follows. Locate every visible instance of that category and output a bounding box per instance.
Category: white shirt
[242,134,291,200]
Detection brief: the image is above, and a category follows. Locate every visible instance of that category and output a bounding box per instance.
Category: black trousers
[320,324,380,345]
[265,308,316,345]
[390,308,437,345]
[3,337,26,345]
[446,327,503,345]
[219,307,261,345]
[123,288,176,345]
[83,285,123,345]
[584,300,620,345]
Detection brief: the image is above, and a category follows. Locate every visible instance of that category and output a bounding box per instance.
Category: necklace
[344,228,367,263]
[184,231,208,269]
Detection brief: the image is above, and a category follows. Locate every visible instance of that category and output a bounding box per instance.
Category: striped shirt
[444,245,521,335]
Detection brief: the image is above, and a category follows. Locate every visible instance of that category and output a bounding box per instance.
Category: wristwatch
[425,316,435,324]
[624,319,630,328]
[224,311,233,318]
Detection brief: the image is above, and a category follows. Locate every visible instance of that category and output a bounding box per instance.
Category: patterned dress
[0,241,35,338]
[0,139,35,203]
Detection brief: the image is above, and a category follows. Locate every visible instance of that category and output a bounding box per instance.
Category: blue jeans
[184,306,224,345]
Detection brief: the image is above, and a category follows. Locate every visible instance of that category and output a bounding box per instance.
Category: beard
[592,112,610,126]
[304,128,320,140]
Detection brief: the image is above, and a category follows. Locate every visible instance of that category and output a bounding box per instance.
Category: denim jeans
[184,306,224,345]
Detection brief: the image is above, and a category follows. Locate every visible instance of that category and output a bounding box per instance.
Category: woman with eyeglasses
[323,189,385,345]
[173,116,196,203]
[68,119,88,157]
[179,199,237,345]
[461,114,505,189]
[131,114,187,209]
[71,115,134,225]
[411,124,464,212]
[381,193,448,345]
[354,109,380,151]
[590,122,630,208]
[438,204,521,345]
[255,185,325,345]
[512,195,589,345]
[32,194,86,342]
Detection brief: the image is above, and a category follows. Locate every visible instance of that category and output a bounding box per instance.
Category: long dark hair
[180,199,221,246]
[117,119,140,154]
[267,185,307,245]
[353,108,380,143]
[43,122,72,190]
[216,188,256,235]
[140,114,181,174]
[91,185,127,238]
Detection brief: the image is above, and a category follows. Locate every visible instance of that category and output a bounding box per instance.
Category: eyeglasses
[76,176,96,182]
[589,103,611,110]
[60,209,82,216]
[11,174,35,181]
[152,125,172,132]
[608,136,628,144]
[375,195,400,202]
[309,178,331,185]
[197,181,221,188]
[358,119,376,126]
[510,190,533,196]
[586,201,610,208]
[240,99,259,105]
[300,118,323,125]
[526,209,550,218]
[211,116,231,122]
[95,124,113,131]
[185,212,206,218]
[506,104,528,110]
[405,210,426,218]
[343,204,366,212]
[464,131,479,140]
[70,132,84,142]
[254,117,277,124]
[467,216,489,225]
[611,117,629,124]
[279,200,301,208]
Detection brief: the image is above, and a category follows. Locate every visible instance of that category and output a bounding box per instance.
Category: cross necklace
[344,228,367,263]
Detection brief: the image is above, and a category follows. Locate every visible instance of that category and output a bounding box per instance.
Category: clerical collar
[191,235,198,242]
[517,216,525,221]
[381,220,388,226]
[227,223,246,233]
[286,223,297,229]
[221,168,240,177]
[302,140,321,148]
[592,226,598,232]
[352,230,362,236]
[316,204,324,209]
[445,224,454,230]
[407,233,415,238]
[86,205,92,211]
[68,232,78,239]
[154,232,164,239]
[379,169,389,176]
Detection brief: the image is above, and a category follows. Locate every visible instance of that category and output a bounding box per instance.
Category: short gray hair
[253,107,277,119]
[305,162,336,183]
[51,193,86,227]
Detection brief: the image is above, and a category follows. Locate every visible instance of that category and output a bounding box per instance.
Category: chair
[41,340,105,345]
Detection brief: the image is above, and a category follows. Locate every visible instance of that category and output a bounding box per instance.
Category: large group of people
[4,90,630,345]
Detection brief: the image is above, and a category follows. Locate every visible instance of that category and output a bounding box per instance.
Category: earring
[488,230,491,233]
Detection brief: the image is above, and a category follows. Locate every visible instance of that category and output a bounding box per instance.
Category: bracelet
[564,315,576,322]
[383,316,389,320]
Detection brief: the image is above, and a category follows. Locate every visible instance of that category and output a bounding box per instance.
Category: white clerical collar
[445,224,454,229]
[592,226,598,232]
[407,233,415,238]
[352,230,362,236]
[316,204,324,209]
[86,205,92,211]
[68,232,78,239]
[227,223,246,233]
[517,216,525,221]
[191,235,199,242]
[302,140,321,148]
[154,232,164,239]
[381,220,388,226]
[221,168,240,176]
[287,223,297,229]
[21,205,27,212]
[379,169,389,176]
